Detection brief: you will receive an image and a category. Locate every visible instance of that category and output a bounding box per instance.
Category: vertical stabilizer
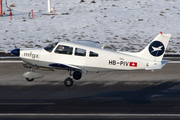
[139,33,171,61]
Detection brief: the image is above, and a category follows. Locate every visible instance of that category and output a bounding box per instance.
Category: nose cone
[11,48,20,56]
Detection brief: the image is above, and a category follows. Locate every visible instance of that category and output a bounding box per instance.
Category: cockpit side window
[55,45,73,55]
[44,42,58,52]
[75,48,86,57]
[89,51,98,57]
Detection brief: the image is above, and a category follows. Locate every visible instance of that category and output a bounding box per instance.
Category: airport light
[47,0,51,13]
[0,0,2,16]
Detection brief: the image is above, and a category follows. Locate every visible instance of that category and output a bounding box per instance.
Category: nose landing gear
[64,70,82,87]
[64,77,74,87]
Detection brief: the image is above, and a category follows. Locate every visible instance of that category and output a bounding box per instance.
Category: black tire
[26,78,34,82]
[73,71,82,80]
[64,77,73,87]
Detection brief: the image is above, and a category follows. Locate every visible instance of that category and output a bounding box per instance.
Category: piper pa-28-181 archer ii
[11,33,171,87]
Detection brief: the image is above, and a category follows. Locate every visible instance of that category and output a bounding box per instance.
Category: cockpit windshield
[44,42,58,52]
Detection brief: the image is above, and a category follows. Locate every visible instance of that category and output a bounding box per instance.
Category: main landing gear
[23,64,82,87]
[64,70,82,87]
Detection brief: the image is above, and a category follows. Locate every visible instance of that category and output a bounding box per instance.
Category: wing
[49,63,88,74]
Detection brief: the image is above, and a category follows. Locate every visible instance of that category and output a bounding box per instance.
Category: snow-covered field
[0,0,180,53]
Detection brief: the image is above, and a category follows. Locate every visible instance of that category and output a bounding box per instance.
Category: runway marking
[0,113,180,117]
[169,61,180,63]
[0,61,180,63]
[0,61,23,63]
[151,94,163,98]
[0,57,19,59]
[0,103,54,105]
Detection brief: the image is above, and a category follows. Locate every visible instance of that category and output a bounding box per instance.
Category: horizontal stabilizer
[161,60,170,68]
[145,60,170,70]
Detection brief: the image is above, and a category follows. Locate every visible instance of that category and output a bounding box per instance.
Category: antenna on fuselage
[117,43,127,52]
[101,43,108,49]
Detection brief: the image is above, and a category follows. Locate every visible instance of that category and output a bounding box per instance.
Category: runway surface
[0,62,180,119]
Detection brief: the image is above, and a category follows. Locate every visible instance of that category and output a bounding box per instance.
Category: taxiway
[0,62,180,119]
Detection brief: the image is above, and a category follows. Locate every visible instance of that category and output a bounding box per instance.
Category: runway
[0,62,180,119]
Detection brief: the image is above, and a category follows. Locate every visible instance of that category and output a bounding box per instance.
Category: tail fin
[139,33,171,61]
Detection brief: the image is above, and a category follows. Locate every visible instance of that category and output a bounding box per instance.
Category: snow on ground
[0,0,180,53]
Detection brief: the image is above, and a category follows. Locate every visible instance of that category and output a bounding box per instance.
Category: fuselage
[19,41,152,72]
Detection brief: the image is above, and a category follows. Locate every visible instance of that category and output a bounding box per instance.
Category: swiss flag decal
[129,62,137,67]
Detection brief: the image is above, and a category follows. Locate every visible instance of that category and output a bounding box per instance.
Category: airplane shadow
[71,81,180,104]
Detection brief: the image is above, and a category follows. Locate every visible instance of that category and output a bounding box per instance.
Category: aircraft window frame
[89,51,98,57]
[75,48,86,57]
[54,45,73,55]
[44,42,58,52]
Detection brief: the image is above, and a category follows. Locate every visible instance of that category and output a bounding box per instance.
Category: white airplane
[11,33,171,87]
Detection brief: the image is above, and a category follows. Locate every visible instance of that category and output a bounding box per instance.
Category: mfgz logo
[24,52,39,59]
[149,41,165,57]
